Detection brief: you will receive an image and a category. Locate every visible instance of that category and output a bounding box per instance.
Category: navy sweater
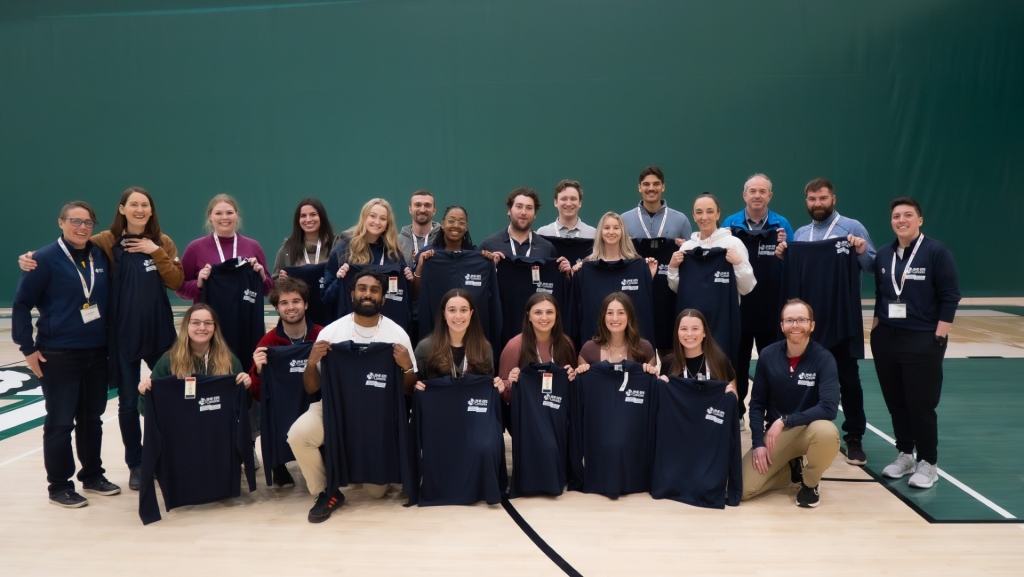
[874,235,960,332]
[13,238,110,355]
[748,340,840,449]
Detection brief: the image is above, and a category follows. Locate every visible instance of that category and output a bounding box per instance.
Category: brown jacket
[91,230,185,291]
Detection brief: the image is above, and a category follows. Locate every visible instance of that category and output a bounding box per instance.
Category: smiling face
[600,215,623,247]
[891,204,923,245]
[781,302,815,346]
[528,300,557,337]
[119,192,152,233]
[409,194,435,225]
[508,195,537,233]
[209,202,238,236]
[364,203,389,239]
[444,296,473,334]
[805,188,836,222]
[352,276,384,316]
[187,308,216,347]
[676,315,705,354]
[742,176,773,213]
[604,299,628,335]
[275,291,307,324]
[638,174,665,205]
[298,204,321,236]
[442,208,468,245]
[59,207,95,249]
[555,188,581,222]
[692,196,720,236]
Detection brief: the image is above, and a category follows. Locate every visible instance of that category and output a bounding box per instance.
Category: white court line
[0,415,117,468]
[841,404,1018,520]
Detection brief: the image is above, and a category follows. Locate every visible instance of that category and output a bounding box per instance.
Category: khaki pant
[286,401,389,498]
[741,420,840,500]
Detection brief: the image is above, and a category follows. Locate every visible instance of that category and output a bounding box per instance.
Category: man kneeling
[743,299,840,508]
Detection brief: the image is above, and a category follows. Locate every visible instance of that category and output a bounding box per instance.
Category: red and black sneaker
[308,489,344,523]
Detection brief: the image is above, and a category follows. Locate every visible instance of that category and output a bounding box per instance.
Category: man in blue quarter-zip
[775,178,874,467]
[743,299,840,508]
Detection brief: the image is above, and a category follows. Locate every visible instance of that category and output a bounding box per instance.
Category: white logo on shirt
[289,359,308,373]
[624,389,645,404]
[797,372,817,387]
[243,289,258,304]
[621,278,640,291]
[464,273,482,287]
[467,398,489,412]
[714,271,731,283]
[835,240,851,254]
[143,258,157,272]
[385,289,405,302]
[198,395,222,411]
[365,372,388,388]
[906,267,927,281]
[542,393,562,410]
[758,243,777,256]
[535,282,554,294]
[657,264,670,276]
[705,406,725,424]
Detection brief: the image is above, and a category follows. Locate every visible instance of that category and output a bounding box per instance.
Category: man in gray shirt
[620,166,692,245]
[398,189,440,268]
[536,179,596,239]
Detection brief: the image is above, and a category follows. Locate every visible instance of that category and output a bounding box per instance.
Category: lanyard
[351,315,382,342]
[509,228,532,257]
[810,213,840,241]
[202,350,210,374]
[303,239,322,265]
[891,234,925,302]
[214,233,238,263]
[636,204,667,239]
[681,356,710,380]
[57,237,96,303]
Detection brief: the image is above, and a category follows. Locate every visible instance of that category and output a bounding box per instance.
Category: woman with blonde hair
[573,212,657,278]
[176,194,275,303]
[322,198,413,311]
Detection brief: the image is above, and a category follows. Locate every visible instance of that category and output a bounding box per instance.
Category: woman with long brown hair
[576,292,658,375]
[139,304,250,390]
[414,289,504,393]
[273,197,339,275]
[661,309,737,396]
[498,293,577,403]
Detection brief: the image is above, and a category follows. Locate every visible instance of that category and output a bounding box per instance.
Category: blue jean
[115,350,165,470]
[38,347,109,495]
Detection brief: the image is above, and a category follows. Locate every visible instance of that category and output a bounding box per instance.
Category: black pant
[829,340,866,440]
[735,329,778,416]
[870,326,945,464]
[114,350,165,470]
[38,347,109,495]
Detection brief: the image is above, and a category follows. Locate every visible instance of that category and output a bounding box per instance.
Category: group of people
[12,166,960,517]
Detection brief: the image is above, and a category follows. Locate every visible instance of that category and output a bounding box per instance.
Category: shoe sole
[882,468,914,479]
[908,478,937,489]
[129,484,140,491]
[307,511,333,523]
[82,487,121,496]
[797,501,820,508]
[844,456,867,466]
[49,498,88,508]
[273,483,296,489]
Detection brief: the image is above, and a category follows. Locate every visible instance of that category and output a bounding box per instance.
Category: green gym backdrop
[2,0,1021,305]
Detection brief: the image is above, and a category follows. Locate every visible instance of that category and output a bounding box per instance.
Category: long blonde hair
[344,198,402,265]
[589,211,638,261]
[167,304,236,378]
[204,193,242,232]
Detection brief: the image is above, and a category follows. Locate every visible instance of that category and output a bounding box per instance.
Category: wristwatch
[780,414,790,428]
[934,334,948,346]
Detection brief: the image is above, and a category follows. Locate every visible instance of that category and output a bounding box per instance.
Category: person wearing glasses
[13,201,122,508]
[743,299,840,508]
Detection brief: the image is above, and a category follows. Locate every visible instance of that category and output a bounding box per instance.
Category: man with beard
[743,299,840,508]
[537,179,596,239]
[480,187,572,273]
[287,270,417,523]
[398,190,439,267]
[775,178,875,467]
[621,166,692,246]
[249,277,324,488]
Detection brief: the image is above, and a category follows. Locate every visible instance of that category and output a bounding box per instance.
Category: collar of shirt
[744,209,768,230]
[637,199,666,217]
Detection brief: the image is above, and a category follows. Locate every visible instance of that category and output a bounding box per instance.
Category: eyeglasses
[188,320,216,328]
[65,218,97,228]
[444,219,468,227]
[782,318,811,326]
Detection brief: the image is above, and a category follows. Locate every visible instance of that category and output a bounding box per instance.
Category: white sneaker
[882,452,916,479]
[253,449,261,471]
[739,416,747,432]
[908,460,938,489]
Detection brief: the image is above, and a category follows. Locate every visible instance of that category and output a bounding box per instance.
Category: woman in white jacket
[666,193,756,296]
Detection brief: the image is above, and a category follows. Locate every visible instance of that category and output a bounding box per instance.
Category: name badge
[81,303,101,324]
[531,266,541,284]
[184,377,196,399]
[889,302,907,319]
[388,276,398,293]
[542,372,553,394]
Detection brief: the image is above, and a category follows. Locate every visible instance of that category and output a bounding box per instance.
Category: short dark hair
[352,268,387,290]
[804,178,834,196]
[270,277,309,307]
[781,298,815,322]
[554,179,583,201]
[60,200,97,221]
[890,197,922,217]
[638,166,665,184]
[410,189,434,202]
[506,187,541,212]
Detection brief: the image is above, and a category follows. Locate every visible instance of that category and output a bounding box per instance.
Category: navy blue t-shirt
[496,256,568,351]
[782,239,863,357]
[509,363,571,498]
[410,374,506,506]
[651,376,741,508]
[674,247,741,363]
[542,236,593,267]
[259,342,318,486]
[319,342,412,494]
[201,259,265,364]
[633,237,679,350]
[110,237,176,363]
[569,361,656,498]
[570,259,656,350]
[731,228,784,337]
[417,250,502,347]
[281,263,331,327]
[139,374,256,524]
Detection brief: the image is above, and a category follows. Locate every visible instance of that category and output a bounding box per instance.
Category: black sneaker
[789,457,803,484]
[82,477,121,496]
[272,465,295,489]
[844,437,867,466]
[129,468,142,491]
[49,490,88,508]
[308,490,344,523]
[796,483,820,508]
